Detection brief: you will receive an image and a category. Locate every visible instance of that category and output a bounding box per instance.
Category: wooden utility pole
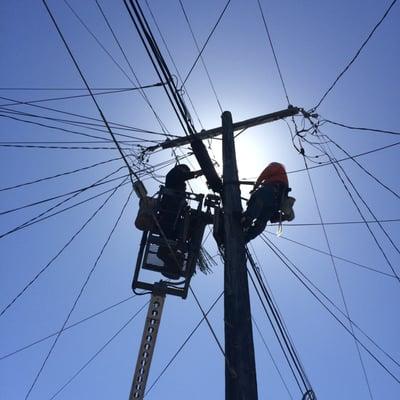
[222,111,258,400]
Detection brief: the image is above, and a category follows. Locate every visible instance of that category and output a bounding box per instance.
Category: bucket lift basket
[132,187,206,299]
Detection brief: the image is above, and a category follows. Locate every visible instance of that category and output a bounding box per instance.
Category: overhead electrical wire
[180,0,232,87]
[178,0,224,113]
[0,168,126,217]
[24,189,133,399]
[260,235,400,380]
[0,156,121,192]
[144,291,224,397]
[143,0,206,129]
[93,0,171,136]
[301,155,374,399]
[251,315,294,399]
[0,96,171,138]
[0,178,130,240]
[42,0,142,187]
[323,135,399,200]
[265,231,398,279]
[0,178,128,319]
[322,118,400,136]
[124,0,196,136]
[0,84,165,107]
[317,140,400,278]
[246,249,313,395]
[0,153,189,240]
[47,300,149,400]
[314,0,398,110]
[256,0,291,105]
[0,295,136,361]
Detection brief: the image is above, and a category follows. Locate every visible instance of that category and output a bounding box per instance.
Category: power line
[0,152,188,240]
[0,84,165,107]
[261,235,400,381]
[0,143,134,150]
[325,135,399,199]
[181,0,231,87]
[47,300,149,400]
[0,179,127,319]
[317,141,400,280]
[0,168,126,216]
[302,156,374,399]
[264,231,398,279]
[0,295,136,361]
[246,249,312,394]
[275,218,400,227]
[178,0,223,113]
[0,156,121,192]
[0,97,171,138]
[251,315,294,399]
[322,118,400,136]
[124,0,196,136]
[94,0,171,136]
[239,140,400,179]
[24,189,133,399]
[256,0,290,104]
[42,0,141,186]
[314,0,398,110]
[0,178,130,240]
[144,291,224,396]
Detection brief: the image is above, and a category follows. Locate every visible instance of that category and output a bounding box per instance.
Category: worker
[242,162,292,243]
[157,164,203,278]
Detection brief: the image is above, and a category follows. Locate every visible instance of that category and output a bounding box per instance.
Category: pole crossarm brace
[148,106,300,151]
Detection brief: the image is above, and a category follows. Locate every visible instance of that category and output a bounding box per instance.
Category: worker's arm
[187,170,204,180]
[252,166,269,192]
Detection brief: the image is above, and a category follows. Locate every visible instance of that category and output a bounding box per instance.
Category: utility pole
[222,111,258,400]
[144,106,300,399]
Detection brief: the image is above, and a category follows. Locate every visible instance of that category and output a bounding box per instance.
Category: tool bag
[135,196,157,231]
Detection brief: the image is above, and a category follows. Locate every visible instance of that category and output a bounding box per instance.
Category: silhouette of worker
[242,162,290,243]
[157,164,203,278]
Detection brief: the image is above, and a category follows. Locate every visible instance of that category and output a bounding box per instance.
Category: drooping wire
[313,0,398,110]
[24,189,133,399]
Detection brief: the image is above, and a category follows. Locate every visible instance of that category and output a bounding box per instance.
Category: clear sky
[0,0,399,399]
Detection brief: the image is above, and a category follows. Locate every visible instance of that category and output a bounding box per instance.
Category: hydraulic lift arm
[129,290,166,399]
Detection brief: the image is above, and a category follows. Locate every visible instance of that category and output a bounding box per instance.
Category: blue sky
[0,0,399,399]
